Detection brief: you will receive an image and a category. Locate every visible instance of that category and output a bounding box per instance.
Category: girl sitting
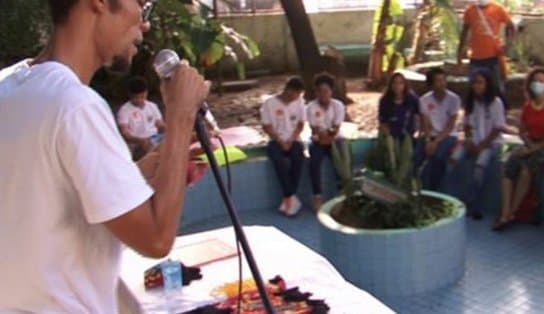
[378,72,420,140]
[494,67,544,230]
[448,69,506,220]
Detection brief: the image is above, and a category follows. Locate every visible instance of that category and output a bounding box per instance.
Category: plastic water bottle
[161,260,183,313]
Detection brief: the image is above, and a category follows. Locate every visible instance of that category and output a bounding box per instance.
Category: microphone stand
[193,110,276,314]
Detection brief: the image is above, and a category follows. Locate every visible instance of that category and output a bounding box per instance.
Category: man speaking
[0,0,208,312]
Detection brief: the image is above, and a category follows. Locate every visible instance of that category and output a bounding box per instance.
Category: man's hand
[514,146,531,157]
[465,140,477,155]
[280,140,293,152]
[160,60,210,124]
[425,140,438,156]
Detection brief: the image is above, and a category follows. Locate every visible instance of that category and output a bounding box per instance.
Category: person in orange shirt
[457,0,515,94]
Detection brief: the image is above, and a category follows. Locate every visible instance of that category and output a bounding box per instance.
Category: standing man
[457,0,515,93]
[414,68,461,190]
[0,0,209,312]
[260,77,306,216]
[118,76,166,158]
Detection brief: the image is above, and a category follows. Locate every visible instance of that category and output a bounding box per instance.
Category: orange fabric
[463,2,511,60]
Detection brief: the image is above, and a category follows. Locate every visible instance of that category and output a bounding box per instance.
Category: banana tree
[147,0,260,76]
[368,0,405,87]
[408,0,460,64]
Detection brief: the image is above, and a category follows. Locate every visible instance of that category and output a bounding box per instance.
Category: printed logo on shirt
[314,111,322,118]
[275,109,284,116]
[132,111,142,121]
[290,114,297,121]
[428,103,436,112]
[148,115,154,123]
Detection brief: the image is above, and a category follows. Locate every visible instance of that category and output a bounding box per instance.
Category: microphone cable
[214,131,243,314]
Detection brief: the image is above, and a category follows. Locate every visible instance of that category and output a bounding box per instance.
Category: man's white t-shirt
[260,95,305,142]
[117,100,163,138]
[306,98,345,131]
[466,97,506,145]
[0,61,153,313]
[419,90,461,137]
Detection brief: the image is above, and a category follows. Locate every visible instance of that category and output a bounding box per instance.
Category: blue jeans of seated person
[309,139,343,195]
[447,144,499,208]
[413,136,457,191]
[266,140,304,198]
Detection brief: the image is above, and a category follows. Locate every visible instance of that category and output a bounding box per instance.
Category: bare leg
[499,177,514,221]
[510,166,531,218]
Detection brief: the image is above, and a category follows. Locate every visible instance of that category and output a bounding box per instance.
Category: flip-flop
[492,217,514,231]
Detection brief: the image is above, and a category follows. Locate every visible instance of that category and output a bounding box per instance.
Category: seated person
[414,68,461,190]
[448,69,505,220]
[494,68,544,230]
[378,72,420,140]
[307,73,345,212]
[260,77,306,216]
[117,76,165,159]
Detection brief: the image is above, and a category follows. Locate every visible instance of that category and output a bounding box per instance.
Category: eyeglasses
[142,0,157,22]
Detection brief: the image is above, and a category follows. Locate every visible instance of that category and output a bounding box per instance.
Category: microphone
[152,49,219,131]
[153,49,180,79]
[152,50,275,314]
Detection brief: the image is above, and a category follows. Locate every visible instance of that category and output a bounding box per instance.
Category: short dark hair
[525,67,544,101]
[47,0,79,25]
[47,0,120,25]
[284,77,304,92]
[127,76,148,95]
[313,72,335,90]
[425,67,446,87]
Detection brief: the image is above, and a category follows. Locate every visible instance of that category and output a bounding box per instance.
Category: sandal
[492,216,514,231]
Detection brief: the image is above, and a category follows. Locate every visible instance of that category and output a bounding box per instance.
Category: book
[172,238,238,267]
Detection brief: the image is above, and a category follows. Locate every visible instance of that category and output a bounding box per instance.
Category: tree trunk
[408,1,432,65]
[279,0,351,104]
[368,0,391,88]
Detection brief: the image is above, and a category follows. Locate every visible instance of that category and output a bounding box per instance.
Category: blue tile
[179,159,544,314]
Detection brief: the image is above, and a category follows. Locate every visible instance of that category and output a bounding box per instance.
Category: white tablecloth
[118,226,394,314]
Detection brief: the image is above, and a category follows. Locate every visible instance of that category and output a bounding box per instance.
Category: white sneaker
[285,196,301,217]
[278,201,287,214]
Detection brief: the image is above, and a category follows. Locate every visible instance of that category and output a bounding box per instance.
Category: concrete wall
[218,10,544,76]
[218,9,416,74]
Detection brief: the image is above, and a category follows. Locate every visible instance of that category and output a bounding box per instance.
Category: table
[118,226,394,314]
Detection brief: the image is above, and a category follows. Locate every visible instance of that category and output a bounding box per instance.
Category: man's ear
[89,0,108,15]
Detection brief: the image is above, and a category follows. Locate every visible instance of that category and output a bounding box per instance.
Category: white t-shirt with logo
[0,61,153,313]
[466,97,506,145]
[260,95,305,142]
[419,90,461,137]
[117,100,163,138]
[306,98,345,132]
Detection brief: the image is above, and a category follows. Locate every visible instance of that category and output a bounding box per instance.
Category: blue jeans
[447,144,499,206]
[266,140,304,198]
[309,139,343,195]
[413,136,458,191]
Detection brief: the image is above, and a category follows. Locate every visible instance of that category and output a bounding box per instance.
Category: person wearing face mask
[457,0,515,95]
[493,68,544,231]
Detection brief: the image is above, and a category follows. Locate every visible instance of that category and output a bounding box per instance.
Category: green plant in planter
[331,134,455,229]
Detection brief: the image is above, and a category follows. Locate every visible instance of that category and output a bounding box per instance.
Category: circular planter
[318,191,466,299]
